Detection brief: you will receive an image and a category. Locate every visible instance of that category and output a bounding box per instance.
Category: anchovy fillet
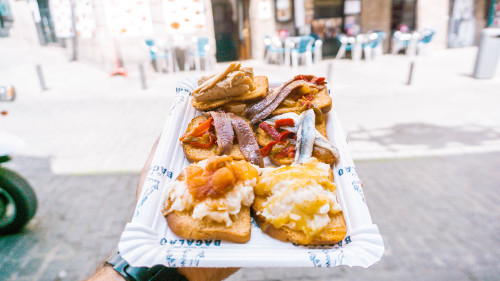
[207,111,234,155]
[249,80,317,125]
[264,112,339,159]
[294,109,316,164]
[227,113,264,167]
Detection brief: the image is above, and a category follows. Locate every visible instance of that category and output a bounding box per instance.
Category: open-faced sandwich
[180,111,264,167]
[244,75,331,125]
[191,62,269,111]
[256,109,339,166]
[252,157,346,245]
[162,155,259,243]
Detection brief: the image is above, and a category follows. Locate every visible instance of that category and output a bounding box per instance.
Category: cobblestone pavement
[1,152,499,280]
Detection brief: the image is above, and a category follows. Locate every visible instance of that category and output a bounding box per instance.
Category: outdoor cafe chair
[142,39,176,73]
[336,34,364,60]
[290,35,315,67]
[373,31,386,57]
[391,31,420,56]
[186,37,213,71]
[416,29,435,55]
[264,35,286,65]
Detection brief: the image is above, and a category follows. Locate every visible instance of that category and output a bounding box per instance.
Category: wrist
[105,252,189,281]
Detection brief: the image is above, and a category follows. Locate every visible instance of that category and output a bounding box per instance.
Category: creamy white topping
[164,174,256,227]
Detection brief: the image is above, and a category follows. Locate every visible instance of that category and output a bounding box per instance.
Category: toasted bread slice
[182,115,245,162]
[272,87,332,116]
[166,206,251,243]
[192,76,269,111]
[252,162,346,245]
[256,117,336,165]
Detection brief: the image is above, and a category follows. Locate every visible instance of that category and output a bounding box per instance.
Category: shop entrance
[211,0,251,62]
[390,0,417,32]
[36,0,58,45]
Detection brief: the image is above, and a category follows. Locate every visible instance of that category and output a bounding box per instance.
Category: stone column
[417,0,450,49]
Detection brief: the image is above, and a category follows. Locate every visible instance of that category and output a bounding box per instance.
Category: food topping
[208,111,234,155]
[256,158,342,240]
[261,112,339,164]
[180,117,214,141]
[295,109,316,164]
[259,122,280,140]
[244,75,326,125]
[189,132,216,149]
[228,112,264,167]
[163,156,259,226]
[192,62,256,103]
[274,118,295,129]
[275,145,295,158]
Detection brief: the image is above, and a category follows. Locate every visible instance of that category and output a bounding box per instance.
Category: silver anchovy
[294,109,316,164]
[263,112,339,159]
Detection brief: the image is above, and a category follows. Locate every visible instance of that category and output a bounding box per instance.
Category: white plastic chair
[186,37,213,71]
[142,39,176,73]
[290,36,314,68]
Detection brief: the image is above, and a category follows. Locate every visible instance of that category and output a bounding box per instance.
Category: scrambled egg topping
[256,158,342,237]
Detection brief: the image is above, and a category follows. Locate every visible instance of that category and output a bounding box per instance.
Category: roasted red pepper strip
[180,117,213,141]
[275,145,295,158]
[304,94,314,101]
[259,122,280,140]
[274,118,295,129]
[277,130,292,142]
[259,140,278,157]
[312,77,325,85]
[190,132,216,148]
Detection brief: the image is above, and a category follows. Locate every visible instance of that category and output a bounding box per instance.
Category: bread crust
[252,207,346,245]
[166,206,251,243]
[192,76,269,111]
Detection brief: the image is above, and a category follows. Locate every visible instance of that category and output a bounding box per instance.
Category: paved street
[1,37,500,280]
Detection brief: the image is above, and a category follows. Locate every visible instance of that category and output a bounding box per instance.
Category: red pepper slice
[277,130,292,142]
[274,118,295,129]
[180,117,214,141]
[190,132,216,148]
[259,122,280,140]
[275,145,295,158]
[304,94,314,101]
[312,77,325,85]
[259,140,278,157]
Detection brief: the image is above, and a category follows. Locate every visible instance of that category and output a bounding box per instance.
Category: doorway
[391,0,417,32]
[211,0,251,62]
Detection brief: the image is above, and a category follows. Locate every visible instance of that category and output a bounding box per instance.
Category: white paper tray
[118,77,384,268]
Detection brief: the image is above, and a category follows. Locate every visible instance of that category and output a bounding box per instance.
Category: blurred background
[1,0,500,280]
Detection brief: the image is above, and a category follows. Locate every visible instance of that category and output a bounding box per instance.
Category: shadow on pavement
[349,123,500,149]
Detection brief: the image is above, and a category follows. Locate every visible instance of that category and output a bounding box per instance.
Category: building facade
[3,0,498,69]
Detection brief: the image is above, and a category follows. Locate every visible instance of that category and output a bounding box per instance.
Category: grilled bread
[252,158,346,245]
[163,156,258,243]
[182,115,245,162]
